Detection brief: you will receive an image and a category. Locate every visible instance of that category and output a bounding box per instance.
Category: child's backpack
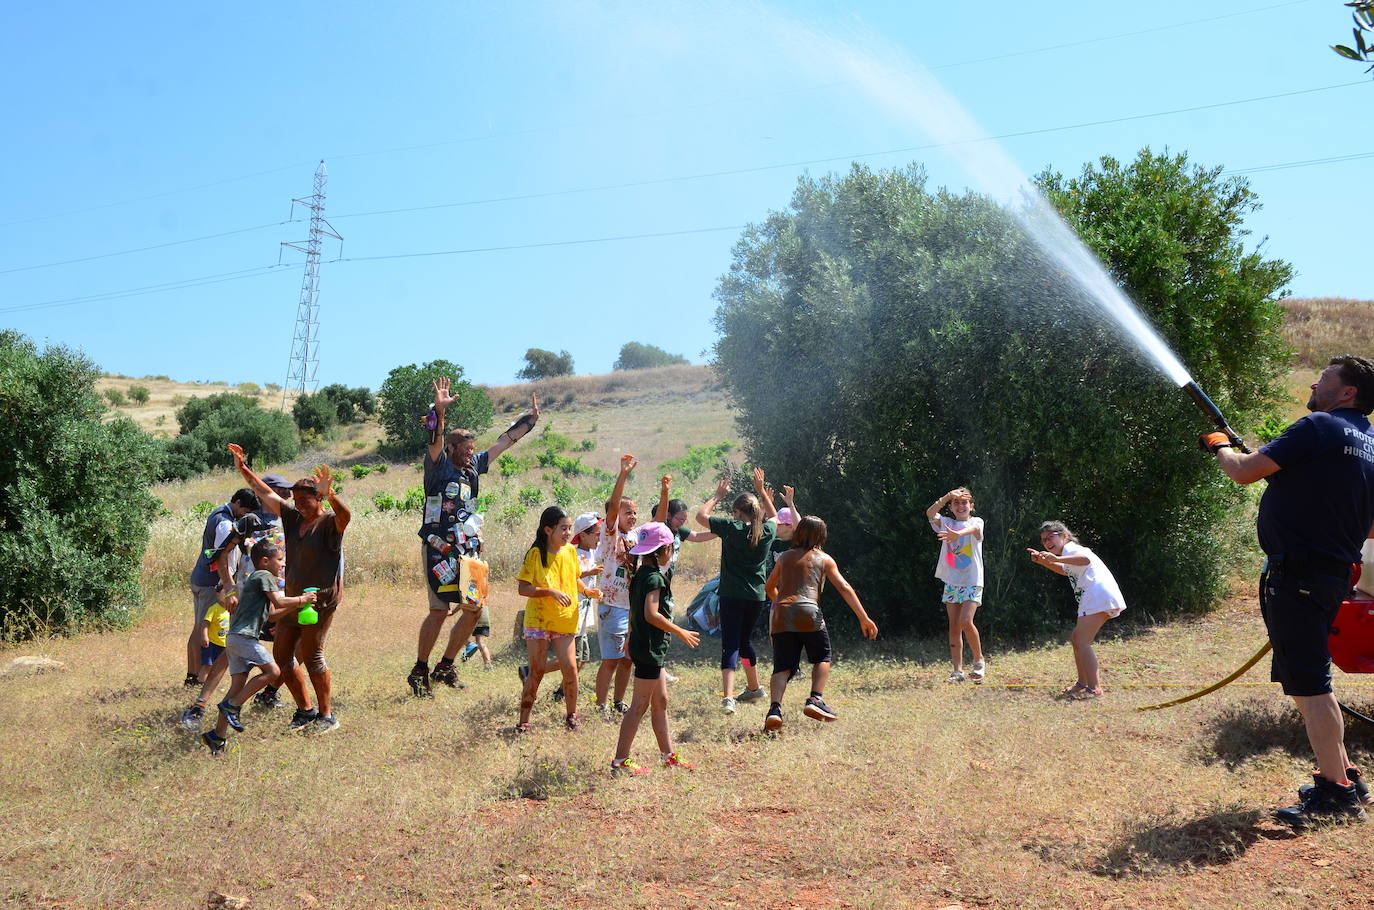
[686,576,722,637]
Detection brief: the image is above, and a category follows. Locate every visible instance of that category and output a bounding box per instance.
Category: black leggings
[718,596,766,670]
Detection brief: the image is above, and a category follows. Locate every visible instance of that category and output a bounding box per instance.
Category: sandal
[1058,682,1103,700]
[514,722,533,735]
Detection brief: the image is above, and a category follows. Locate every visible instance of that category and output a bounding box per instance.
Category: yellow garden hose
[1136,640,1273,712]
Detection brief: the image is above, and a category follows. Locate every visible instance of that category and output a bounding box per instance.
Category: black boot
[1275,774,1367,829]
[407,661,432,698]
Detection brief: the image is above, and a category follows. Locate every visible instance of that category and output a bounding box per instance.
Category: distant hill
[1280,297,1374,367]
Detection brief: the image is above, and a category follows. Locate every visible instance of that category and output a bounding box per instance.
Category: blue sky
[2,1,1369,389]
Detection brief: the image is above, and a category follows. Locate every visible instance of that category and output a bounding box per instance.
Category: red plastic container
[1331,562,1374,675]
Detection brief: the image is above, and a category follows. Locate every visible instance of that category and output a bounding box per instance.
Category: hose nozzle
[1182,381,1250,454]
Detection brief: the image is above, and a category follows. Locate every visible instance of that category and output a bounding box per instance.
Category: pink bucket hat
[776,507,798,526]
[629,522,675,555]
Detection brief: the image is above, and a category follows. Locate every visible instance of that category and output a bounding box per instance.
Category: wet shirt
[1059,542,1126,616]
[629,565,670,667]
[1258,409,1374,564]
[280,503,344,607]
[709,516,776,601]
[770,549,828,634]
[229,570,278,639]
[518,544,580,635]
[594,530,635,609]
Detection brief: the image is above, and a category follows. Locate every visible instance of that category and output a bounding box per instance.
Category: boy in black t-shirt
[203,541,317,754]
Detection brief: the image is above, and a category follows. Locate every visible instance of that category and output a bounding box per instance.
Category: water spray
[1180,380,1250,453]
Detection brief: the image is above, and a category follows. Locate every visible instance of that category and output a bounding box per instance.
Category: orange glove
[1199,432,1232,454]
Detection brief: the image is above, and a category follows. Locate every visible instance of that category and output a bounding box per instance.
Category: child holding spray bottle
[202,540,317,754]
[1027,520,1126,699]
[926,487,986,683]
[610,522,701,776]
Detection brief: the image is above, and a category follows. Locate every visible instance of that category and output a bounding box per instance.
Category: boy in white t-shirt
[1027,520,1126,699]
[593,456,637,715]
[926,487,986,683]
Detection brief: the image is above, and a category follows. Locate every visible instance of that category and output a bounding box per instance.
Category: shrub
[536,427,572,454]
[614,342,689,371]
[103,388,126,407]
[516,348,575,381]
[713,153,1292,638]
[551,477,577,509]
[518,486,543,508]
[127,385,150,405]
[378,360,492,456]
[497,454,535,478]
[238,382,261,397]
[292,391,339,436]
[372,485,425,513]
[0,331,160,639]
[658,441,734,482]
[161,392,299,481]
[576,438,595,451]
[318,383,376,423]
[498,502,528,531]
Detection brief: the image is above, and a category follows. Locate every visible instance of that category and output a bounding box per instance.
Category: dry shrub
[500,750,601,800]
[1281,297,1374,368]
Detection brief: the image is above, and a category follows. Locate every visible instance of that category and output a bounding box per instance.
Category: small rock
[1,656,66,678]
[207,891,251,909]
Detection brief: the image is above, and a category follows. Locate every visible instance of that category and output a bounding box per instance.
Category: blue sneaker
[460,642,480,662]
[217,699,244,732]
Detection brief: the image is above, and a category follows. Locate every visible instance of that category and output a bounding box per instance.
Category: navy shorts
[771,628,832,676]
[200,643,225,667]
[1259,566,1348,697]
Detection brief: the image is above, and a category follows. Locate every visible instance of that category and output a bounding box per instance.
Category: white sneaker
[665,671,679,683]
[946,670,966,683]
[721,696,737,714]
[970,660,986,683]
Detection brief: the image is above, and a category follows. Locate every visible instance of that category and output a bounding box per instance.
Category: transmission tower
[281,160,342,408]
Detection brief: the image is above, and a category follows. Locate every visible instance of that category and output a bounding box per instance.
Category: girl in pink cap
[610,522,701,776]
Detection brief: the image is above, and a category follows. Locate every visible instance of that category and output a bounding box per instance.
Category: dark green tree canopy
[0,331,161,638]
[378,360,493,454]
[163,392,299,480]
[613,342,689,371]
[713,153,1292,637]
[517,348,575,381]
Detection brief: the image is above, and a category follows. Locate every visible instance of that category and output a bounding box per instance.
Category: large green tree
[159,392,299,480]
[713,152,1292,637]
[0,331,161,638]
[377,360,493,455]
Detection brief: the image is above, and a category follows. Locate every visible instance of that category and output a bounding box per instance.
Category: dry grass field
[2,582,1372,909]
[1279,297,1374,370]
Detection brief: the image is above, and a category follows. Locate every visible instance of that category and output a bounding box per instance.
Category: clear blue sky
[2,0,1368,389]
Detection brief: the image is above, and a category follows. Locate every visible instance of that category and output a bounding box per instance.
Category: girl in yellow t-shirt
[516,506,590,732]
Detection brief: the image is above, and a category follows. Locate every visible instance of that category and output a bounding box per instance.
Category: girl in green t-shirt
[610,523,701,777]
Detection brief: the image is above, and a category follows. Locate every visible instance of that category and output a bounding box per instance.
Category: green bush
[318,383,375,423]
[713,153,1292,638]
[613,342,688,370]
[536,427,573,454]
[377,360,492,456]
[497,454,535,478]
[516,348,575,381]
[292,391,339,436]
[372,485,425,513]
[160,392,299,481]
[551,477,577,509]
[0,331,161,639]
[658,441,735,483]
[238,382,261,397]
[103,388,126,407]
[127,385,150,405]
[518,486,543,508]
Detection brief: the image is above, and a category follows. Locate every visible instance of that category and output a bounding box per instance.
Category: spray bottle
[298,588,320,626]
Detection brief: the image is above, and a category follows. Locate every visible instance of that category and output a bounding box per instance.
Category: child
[549,512,605,701]
[459,604,494,670]
[653,475,718,682]
[694,468,778,713]
[763,515,878,730]
[926,487,986,683]
[515,506,589,731]
[610,522,701,776]
[203,540,317,754]
[1026,520,1126,699]
[594,455,639,715]
[179,598,231,728]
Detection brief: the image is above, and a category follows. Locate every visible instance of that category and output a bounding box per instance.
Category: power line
[0,220,299,277]
[330,80,1369,221]
[1224,149,1374,175]
[333,224,745,263]
[0,264,298,315]
[0,0,1324,230]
